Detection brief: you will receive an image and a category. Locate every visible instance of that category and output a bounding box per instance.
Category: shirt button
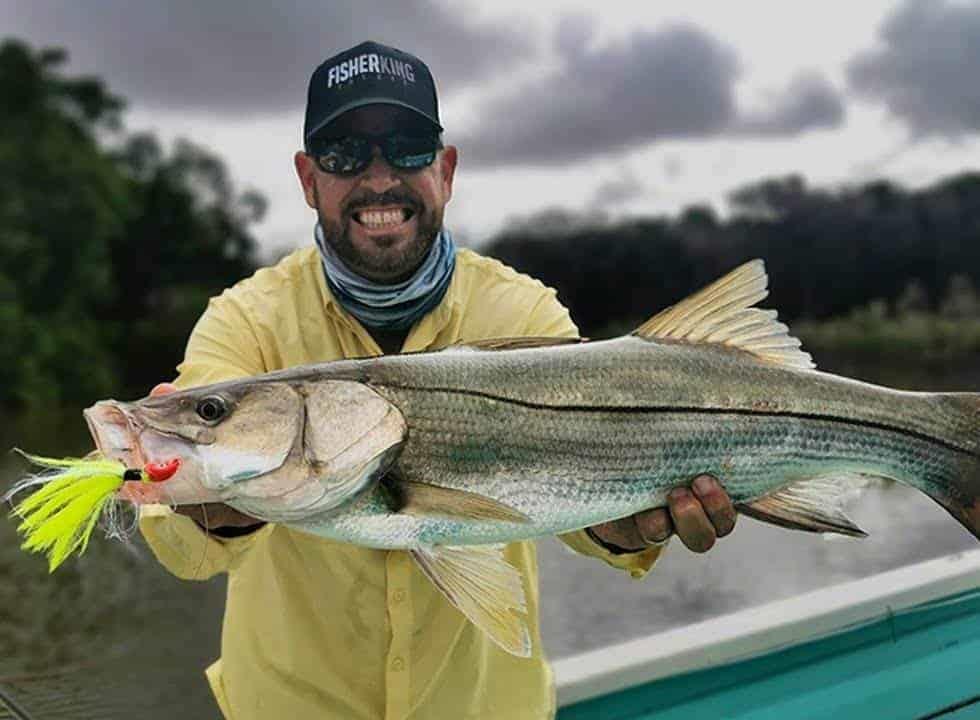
[391,656,405,672]
[392,589,407,603]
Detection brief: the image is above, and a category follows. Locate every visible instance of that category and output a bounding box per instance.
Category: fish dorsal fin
[386,478,531,524]
[737,475,870,537]
[634,259,815,370]
[449,336,586,352]
[411,544,532,657]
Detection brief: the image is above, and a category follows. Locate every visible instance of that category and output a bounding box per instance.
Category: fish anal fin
[450,336,586,352]
[411,544,532,658]
[737,475,869,537]
[388,478,531,524]
[633,259,815,370]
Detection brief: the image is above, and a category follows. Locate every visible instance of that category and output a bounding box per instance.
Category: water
[1,358,978,716]
[536,482,976,657]
[0,408,227,716]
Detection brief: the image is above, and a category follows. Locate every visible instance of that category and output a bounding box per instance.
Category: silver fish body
[294,333,980,549]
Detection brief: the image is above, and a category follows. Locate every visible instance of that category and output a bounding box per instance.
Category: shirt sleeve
[556,528,666,579]
[520,287,579,340]
[521,287,668,579]
[138,293,271,581]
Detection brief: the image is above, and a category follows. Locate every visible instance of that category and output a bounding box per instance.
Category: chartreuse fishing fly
[4,452,179,571]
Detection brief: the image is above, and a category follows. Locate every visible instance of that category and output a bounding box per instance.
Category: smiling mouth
[351,206,416,230]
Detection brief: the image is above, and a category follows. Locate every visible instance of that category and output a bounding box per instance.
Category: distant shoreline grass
[597,304,980,393]
[795,305,980,362]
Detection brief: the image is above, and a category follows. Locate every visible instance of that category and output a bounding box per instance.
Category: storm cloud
[736,72,844,135]
[457,22,845,168]
[457,23,737,168]
[0,0,534,112]
[847,0,980,136]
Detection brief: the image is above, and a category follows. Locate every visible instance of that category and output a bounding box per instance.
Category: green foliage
[0,40,262,410]
[800,309,951,360]
[796,276,980,362]
[108,134,263,394]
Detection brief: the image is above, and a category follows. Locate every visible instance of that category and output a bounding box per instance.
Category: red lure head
[143,458,181,482]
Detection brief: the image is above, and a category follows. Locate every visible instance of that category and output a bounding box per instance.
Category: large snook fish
[82,260,980,657]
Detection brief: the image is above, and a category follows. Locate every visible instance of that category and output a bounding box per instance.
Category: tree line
[485,175,980,338]
[0,40,261,409]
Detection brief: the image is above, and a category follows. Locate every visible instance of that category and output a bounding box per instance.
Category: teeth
[356,208,408,228]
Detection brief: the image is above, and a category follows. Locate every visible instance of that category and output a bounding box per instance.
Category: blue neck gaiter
[315,222,457,331]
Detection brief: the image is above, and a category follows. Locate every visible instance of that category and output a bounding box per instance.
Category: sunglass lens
[313,137,371,175]
[386,134,439,169]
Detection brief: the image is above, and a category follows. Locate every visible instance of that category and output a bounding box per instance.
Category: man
[143,41,736,719]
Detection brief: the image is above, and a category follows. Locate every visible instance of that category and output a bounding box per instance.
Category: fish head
[84,379,406,517]
[84,381,302,505]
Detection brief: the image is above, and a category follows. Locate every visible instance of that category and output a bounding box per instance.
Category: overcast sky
[4,0,980,258]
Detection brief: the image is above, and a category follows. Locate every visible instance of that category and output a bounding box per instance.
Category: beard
[315,185,444,283]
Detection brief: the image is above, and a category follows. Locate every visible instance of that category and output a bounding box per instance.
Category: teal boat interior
[555,550,980,719]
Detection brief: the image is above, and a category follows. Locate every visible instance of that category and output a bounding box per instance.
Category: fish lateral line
[377,382,980,460]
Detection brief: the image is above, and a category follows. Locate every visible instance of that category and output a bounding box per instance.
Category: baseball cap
[304,40,443,146]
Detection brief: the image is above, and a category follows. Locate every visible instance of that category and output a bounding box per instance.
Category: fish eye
[196,395,228,423]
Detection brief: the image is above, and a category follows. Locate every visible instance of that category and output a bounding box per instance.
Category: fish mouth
[84,401,145,469]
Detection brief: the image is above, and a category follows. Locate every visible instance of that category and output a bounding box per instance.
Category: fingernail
[694,476,715,495]
[669,488,690,502]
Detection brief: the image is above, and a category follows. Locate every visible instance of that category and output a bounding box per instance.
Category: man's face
[294,105,458,283]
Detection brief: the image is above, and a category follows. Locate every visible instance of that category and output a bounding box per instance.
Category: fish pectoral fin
[633,259,815,370]
[386,478,531,523]
[737,475,870,537]
[447,336,587,352]
[412,544,532,658]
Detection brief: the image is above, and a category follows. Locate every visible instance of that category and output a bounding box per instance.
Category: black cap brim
[305,98,443,142]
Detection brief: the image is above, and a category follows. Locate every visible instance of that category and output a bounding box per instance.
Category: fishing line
[159,489,211,580]
[194,502,211,580]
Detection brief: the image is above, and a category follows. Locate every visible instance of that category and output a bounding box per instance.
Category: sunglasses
[306,132,442,176]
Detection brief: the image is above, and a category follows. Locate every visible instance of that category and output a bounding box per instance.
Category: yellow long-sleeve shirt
[140,246,664,720]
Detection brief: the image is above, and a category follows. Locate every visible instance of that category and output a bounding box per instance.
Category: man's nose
[358,146,399,193]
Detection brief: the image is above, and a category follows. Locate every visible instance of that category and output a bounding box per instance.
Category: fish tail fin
[758,393,980,543]
[909,392,980,540]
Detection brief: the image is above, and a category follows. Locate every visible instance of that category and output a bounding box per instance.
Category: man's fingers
[691,475,737,538]
[668,488,717,553]
[150,382,178,397]
[634,507,673,544]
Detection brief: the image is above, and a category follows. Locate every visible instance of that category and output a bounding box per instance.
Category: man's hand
[588,475,736,554]
[149,383,264,531]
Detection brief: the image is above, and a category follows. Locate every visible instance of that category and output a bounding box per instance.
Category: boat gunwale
[553,548,980,708]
